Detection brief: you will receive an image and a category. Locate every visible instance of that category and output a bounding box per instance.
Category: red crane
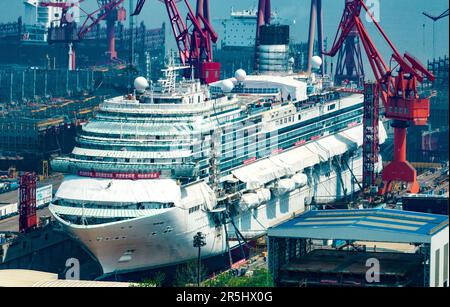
[42,0,126,69]
[40,0,85,24]
[324,0,435,194]
[19,173,37,233]
[132,0,220,83]
[78,0,127,60]
[334,0,365,87]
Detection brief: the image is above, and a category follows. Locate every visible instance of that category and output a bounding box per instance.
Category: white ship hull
[51,155,366,275]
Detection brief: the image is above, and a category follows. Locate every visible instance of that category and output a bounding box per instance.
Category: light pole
[193,232,206,287]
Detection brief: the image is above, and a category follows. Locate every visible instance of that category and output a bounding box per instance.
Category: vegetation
[130,264,274,288]
[131,271,166,287]
[174,260,208,287]
[203,268,274,287]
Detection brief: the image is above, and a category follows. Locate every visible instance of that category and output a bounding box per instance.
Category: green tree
[174,260,208,287]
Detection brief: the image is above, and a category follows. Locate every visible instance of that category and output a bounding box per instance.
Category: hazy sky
[1,0,448,63]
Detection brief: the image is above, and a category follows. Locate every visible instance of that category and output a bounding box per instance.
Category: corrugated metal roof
[0,270,131,287]
[268,208,449,244]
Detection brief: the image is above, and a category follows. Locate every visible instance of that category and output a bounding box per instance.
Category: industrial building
[0,270,131,287]
[268,208,449,287]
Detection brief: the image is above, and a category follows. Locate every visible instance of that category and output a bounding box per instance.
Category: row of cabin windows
[189,205,201,214]
[73,155,184,164]
[218,117,361,171]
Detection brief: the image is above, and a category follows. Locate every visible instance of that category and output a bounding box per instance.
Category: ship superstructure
[49,62,387,274]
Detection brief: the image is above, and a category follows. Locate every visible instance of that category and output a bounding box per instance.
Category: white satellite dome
[221,79,235,93]
[288,57,295,64]
[235,69,247,82]
[311,56,323,69]
[134,77,149,93]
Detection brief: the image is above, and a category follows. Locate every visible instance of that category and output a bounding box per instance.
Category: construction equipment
[132,0,220,84]
[41,0,127,69]
[324,0,435,194]
[423,9,449,59]
[41,160,49,180]
[8,166,17,179]
[334,0,365,87]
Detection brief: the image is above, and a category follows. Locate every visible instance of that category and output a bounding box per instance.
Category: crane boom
[132,0,220,83]
[78,0,125,38]
[132,0,147,16]
[42,0,126,66]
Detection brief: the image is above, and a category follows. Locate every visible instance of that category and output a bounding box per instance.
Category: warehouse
[267,208,449,287]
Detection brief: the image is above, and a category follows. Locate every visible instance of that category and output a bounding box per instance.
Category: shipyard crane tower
[42,0,126,69]
[132,0,220,84]
[324,0,435,194]
[334,0,365,87]
[41,0,85,70]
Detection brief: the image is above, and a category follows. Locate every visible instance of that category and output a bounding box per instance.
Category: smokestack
[255,0,272,72]
[307,0,324,75]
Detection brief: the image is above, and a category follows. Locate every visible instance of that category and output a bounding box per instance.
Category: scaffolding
[19,172,37,233]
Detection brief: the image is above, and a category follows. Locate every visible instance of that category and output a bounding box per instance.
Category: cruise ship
[49,60,387,275]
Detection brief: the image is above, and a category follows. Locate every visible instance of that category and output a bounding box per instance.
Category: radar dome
[311,56,323,69]
[221,79,235,93]
[134,77,149,93]
[235,69,247,82]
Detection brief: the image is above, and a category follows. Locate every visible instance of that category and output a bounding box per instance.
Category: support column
[268,237,280,285]
[381,120,420,194]
[307,0,317,73]
[316,0,324,75]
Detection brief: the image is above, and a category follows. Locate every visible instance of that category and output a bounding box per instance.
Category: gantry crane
[42,0,127,69]
[334,0,365,87]
[423,9,449,59]
[132,0,220,83]
[324,0,435,194]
